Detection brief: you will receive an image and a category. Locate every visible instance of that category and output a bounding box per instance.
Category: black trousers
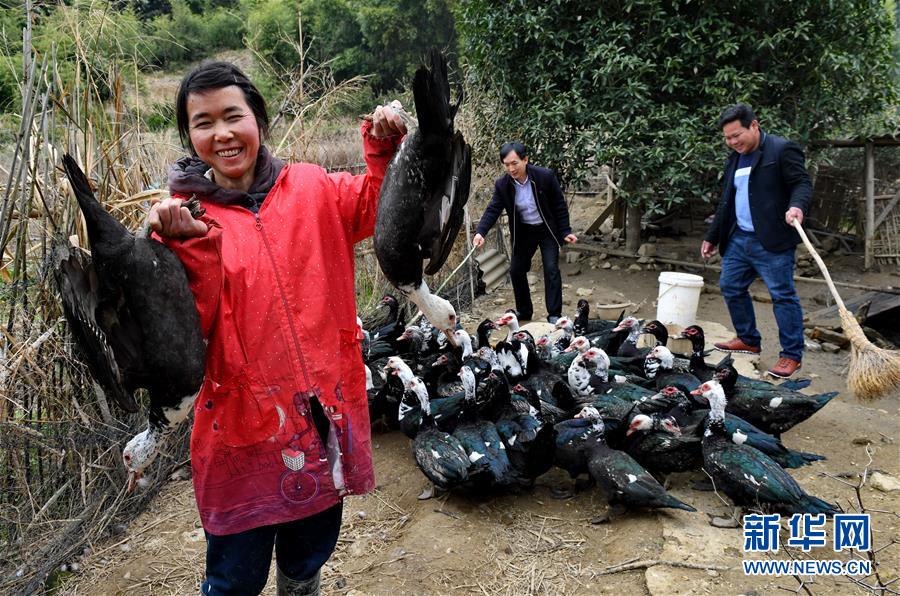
[509,223,562,319]
[202,502,343,595]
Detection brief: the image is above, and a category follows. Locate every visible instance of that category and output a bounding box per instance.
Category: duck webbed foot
[709,506,743,528]
[592,502,628,524]
[649,471,669,488]
[418,482,442,500]
[183,195,206,219]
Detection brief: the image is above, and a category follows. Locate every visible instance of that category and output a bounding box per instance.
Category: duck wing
[412,50,471,276]
[703,436,836,514]
[52,242,140,412]
[413,427,470,489]
[625,430,702,474]
[726,389,837,436]
[586,438,696,511]
[60,155,206,420]
[375,50,471,287]
[423,131,471,274]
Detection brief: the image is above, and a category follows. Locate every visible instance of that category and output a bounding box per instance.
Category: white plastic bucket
[656,271,704,328]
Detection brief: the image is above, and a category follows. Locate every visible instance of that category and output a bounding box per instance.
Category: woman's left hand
[371,101,407,138]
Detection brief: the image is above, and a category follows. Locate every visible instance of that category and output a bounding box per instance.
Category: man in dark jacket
[473,141,577,323]
[701,104,812,379]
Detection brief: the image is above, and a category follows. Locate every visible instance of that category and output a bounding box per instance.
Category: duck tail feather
[814,391,839,407]
[423,134,471,275]
[780,377,812,391]
[413,50,451,137]
[666,495,697,512]
[798,495,842,516]
[780,449,827,468]
[62,154,131,245]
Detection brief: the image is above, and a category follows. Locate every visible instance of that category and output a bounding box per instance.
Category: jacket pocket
[338,327,366,404]
[204,365,281,448]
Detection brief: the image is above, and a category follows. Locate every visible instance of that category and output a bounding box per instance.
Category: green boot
[276,568,320,596]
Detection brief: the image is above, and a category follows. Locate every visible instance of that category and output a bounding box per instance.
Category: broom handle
[791,219,847,311]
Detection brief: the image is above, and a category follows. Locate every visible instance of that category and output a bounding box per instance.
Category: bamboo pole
[464,203,474,307]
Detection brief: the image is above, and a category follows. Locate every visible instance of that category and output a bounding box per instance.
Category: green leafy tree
[30,1,148,101]
[244,0,456,93]
[126,0,174,19]
[0,7,25,112]
[0,6,25,55]
[245,0,299,70]
[148,0,245,65]
[297,0,368,83]
[124,0,241,18]
[352,0,457,92]
[457,1,899,223]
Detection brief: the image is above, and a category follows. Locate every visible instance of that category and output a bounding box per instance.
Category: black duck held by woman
[374,50,472,343]
[54,155,206,492]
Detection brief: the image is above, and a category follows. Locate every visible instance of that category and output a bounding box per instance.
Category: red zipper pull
[255,214,262,230]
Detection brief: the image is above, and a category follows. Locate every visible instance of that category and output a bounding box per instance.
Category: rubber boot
[276,568,321,596]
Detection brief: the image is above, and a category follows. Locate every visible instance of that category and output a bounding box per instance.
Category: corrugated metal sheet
[475,247,509,292]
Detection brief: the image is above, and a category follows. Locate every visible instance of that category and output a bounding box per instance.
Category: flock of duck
[53,49,842,519]
[359,295,841,518]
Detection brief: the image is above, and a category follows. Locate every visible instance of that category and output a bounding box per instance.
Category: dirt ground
[62,195,900,595]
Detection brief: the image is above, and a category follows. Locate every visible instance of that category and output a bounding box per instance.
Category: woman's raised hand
[371,100,408,138]
[148,197,208,238]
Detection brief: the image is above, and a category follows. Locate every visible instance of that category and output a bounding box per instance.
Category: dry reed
[0,7,490,594]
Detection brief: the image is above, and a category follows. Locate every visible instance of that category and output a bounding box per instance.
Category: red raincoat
[162,122,399,535]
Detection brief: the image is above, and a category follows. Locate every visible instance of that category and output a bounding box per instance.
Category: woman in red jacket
[148,61,405,595]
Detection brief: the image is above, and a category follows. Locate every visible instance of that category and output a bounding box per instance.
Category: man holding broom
[700,103,812,379]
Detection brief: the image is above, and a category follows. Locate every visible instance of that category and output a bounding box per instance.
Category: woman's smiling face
[187,85,260,192]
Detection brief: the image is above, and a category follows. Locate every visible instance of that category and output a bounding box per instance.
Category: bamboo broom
[792,219,900,400]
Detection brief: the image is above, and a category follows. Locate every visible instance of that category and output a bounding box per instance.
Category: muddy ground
[63,196,900,595]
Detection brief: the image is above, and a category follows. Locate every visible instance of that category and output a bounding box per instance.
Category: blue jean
[719,230,804,361]
[202,502,343,595]
[509,223,562,318]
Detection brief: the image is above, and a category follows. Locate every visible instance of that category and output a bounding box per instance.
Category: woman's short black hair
[175,61,269,155]
[717,103,757,129]
[500,141,528,162]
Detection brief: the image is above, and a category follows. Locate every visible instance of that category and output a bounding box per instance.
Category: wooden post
[865,141,875,270]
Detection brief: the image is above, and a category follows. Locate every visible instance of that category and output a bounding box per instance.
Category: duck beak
[689,387,702,396]
[126,470,141,493]
[443,329,457,346]
[626,428,635,437]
